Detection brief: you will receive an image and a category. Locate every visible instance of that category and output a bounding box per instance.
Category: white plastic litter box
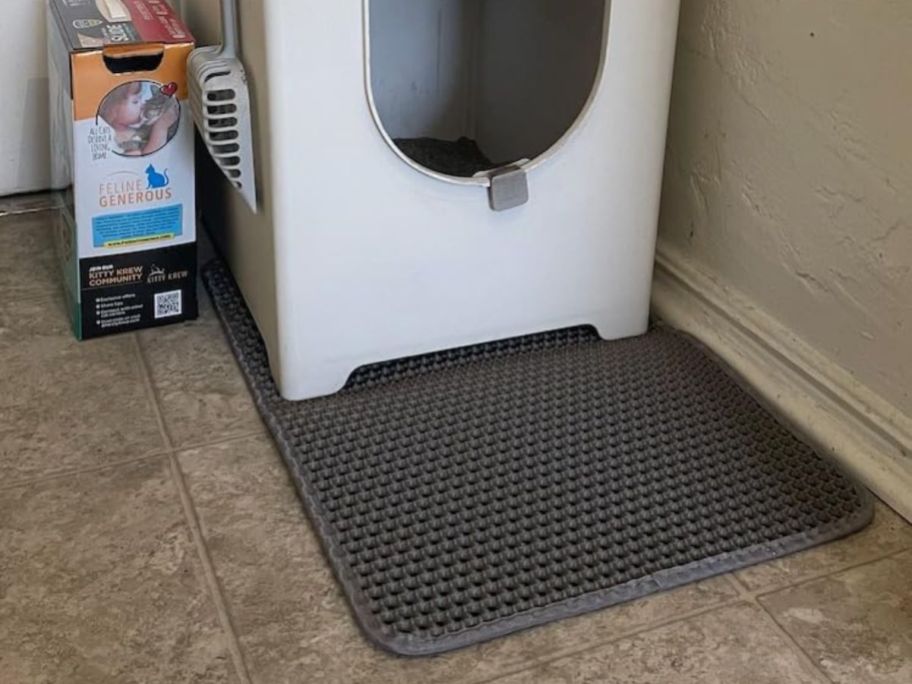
[180,0,682,400]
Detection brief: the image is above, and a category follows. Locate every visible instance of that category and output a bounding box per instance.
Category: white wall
[658,0,912,417]
[0,0,52,196]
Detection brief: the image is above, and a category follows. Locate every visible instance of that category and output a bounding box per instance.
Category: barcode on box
[154,290,183,319]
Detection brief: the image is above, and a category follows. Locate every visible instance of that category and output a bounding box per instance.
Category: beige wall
[658,0,912,417]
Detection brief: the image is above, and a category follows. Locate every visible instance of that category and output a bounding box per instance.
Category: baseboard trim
[652,241,912,523]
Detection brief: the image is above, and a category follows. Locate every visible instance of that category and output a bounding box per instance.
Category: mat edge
[654,243,912,524]
[373,491,875,657]
[202,259,876,658]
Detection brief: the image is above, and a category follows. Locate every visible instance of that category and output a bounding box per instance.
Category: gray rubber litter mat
[202,260,873,657]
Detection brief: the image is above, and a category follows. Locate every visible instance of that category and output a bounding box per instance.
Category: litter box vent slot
[365,0,609,186]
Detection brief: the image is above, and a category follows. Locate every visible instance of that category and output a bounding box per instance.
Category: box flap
[50,0,193,52]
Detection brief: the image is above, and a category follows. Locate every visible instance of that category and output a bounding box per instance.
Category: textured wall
[659,0,912,416]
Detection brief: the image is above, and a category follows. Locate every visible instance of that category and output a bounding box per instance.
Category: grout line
[172,429,267,453]
[133,333,178,448]
[0,452,169,493]
[468,596,746,684]
[168,454,254,684]
[0,431,268,494]
[0,206,60,220]
[729,553,912,684]
[883,545,912,561]
[751,545,912,601]
[132,332,265,452]
[725,572,831,681]
[752,545,912,602]
[754,601,835,683]
[472,544,912,683]
[133,334,254,684]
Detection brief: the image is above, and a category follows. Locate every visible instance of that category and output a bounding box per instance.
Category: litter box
[181,0,681,399]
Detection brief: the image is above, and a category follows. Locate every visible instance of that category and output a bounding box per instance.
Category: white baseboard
[652,241,912,523]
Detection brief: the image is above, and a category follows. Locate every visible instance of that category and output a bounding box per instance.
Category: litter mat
[203,260,873,656]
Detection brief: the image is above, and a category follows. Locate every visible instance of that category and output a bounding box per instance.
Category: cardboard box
[47,0,197,339]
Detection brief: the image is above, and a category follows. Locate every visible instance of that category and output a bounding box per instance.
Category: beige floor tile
[0,210,60,300]
[0,458,236,684]
[760,550,912,684]
[491,603,827,684]
[0,296,165,483]
[736,503,912,592]
[178,435,740,684]
[138,290,263,448]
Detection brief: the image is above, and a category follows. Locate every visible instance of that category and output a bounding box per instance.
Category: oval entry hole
[368,0,606,178]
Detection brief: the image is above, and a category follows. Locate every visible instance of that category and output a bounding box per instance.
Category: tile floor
[2,197,911,684]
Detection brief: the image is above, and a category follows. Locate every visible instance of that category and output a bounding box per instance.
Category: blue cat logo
[145,165,170,190]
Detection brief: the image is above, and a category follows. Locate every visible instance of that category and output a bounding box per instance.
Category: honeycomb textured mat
[202,260,873,657]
